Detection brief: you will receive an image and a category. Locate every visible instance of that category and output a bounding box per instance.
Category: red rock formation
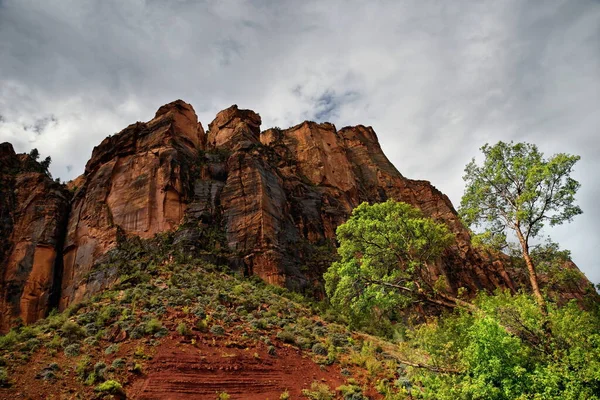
[0,100,594,329]
[0,143,70,331]
[60,100,204,309]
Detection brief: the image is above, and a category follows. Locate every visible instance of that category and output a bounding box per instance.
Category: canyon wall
[0,100,593,330]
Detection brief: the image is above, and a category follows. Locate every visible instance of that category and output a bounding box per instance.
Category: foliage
[407,292,600,399]
[460,141,581,249]
[325,200,454,329]
[25,148,53,178]
[0,231,407,398]
[280,389,291,399]
[0,367,10,387]
[337,382,369,400]
[210,324,225,335]
[301,381,335,400]
[176,322,191,336]
[60,320,86,342]
[460,141,582,307]
[95,379,124,395]
[63,343,80,357]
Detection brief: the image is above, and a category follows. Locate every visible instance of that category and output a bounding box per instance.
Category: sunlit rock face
[60,100,204,309]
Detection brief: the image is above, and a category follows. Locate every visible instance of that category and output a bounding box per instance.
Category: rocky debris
[0,143,70,331]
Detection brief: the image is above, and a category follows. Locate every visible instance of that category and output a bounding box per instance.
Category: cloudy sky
[1,0,599,283]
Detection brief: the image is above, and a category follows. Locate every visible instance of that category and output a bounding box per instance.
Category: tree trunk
[515,227,547,313]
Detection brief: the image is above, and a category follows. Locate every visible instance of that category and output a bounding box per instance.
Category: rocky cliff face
[0,99,594,330]
[60,100,203,308]
[0,143,70,331]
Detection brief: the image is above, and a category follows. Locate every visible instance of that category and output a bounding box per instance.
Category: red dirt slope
[131,337,344,400]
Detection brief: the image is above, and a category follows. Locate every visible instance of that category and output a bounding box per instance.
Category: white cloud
[1,0,598,283]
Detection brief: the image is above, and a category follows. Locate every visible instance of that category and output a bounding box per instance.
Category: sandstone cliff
[0,143,70,330]
[60,100,203,308]
[0,100,594,330]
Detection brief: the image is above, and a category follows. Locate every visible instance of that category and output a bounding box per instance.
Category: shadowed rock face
[0,144,70,331]
[0,100,594,329]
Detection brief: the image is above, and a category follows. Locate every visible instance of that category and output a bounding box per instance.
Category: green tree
[325,200,465,326]
[408,292,600,399]
[459,142,581,310]
[28,148,40,161]
[26,148,52,177]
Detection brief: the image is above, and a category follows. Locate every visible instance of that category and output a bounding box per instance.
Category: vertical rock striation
[0,143,70,330]
[60,100,204,308]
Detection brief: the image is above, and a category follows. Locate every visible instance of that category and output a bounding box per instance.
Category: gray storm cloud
[1,0,598,283]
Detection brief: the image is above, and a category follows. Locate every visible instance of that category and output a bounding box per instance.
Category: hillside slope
[0,234,405,399]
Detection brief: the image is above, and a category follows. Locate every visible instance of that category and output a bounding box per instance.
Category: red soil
[0,332,348,400]
[130,336,344,400]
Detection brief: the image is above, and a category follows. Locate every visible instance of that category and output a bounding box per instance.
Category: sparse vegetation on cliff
[0,233,411,398]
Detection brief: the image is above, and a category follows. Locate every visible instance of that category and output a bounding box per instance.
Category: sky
[1,0,599,283]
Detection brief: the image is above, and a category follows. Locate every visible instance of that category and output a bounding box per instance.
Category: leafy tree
[407,292,600,399]
[459,141,582,310]
[39,156,51,174]
[28,148,40,161]
[325,200,466,327]
[26,148,52,178]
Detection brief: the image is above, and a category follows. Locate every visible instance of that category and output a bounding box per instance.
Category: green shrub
[112,358,126,369]
[276,330,295,344]
[64,343,80,357]
[94,361,107,376]
[85,371,99,385]
[96,305,119,326]
[104,343,119,355]
[145,318,163,334]
[196,319,208,332]
[95,379,125,395]
[337,383,368,400]
[177,322,191,336]
[83,322,98,336]
[22,338,41,352]
[210,325,225,335]
[60,320,86,342]
[76,356,92,379]
[0,367,10,387]
[0,330,19,350]
[44,310,67,331]
[17,325,39,340]
[327,332,349,347]
[216,392,230,400]
[312,343,328,356]
[295,336,313,349]
[131,362,143,374]
[301,381,335,400]
[130,324,146,339]
[83,336,98,346]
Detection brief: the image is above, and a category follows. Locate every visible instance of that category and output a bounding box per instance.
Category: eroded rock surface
[0,144,70,331]
[60,100,204,308]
